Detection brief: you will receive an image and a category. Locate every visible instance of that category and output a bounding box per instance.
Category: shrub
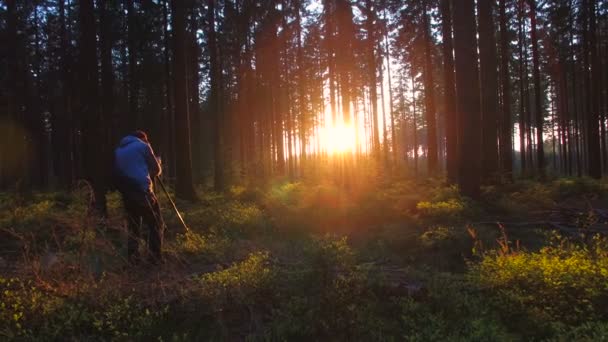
[470,234,608,327]
[174,230,232,262]
[185,195,267,236]
[199,251,275,313]
[488,180,560,214]
[266,235,387,340]
[0,277,167,340]
[398,274,512,341]
[416,199,468,222]
[551,177,607,200]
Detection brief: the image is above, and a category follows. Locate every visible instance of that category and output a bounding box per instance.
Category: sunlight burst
[320,121,357,155]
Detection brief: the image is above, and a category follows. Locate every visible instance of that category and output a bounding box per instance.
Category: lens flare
[320,121,356,154]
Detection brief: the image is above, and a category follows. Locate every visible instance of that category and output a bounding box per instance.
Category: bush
[199,251,275,313]
[551,177,607,200]
[174,230,232,262]
[266,235,387,340]
[185,193,267,236]
[416,199,468,222]
[470,234,608,328]
[492,181,555,214]
[398,274,513,341]
[0,277,167,340]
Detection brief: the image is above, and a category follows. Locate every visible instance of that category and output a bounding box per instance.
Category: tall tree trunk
[127,0,139,131]
[207,0,224,191]
[412,75,419,177]
[453,0,482,198]
[518,0,528,174]
[440,0,458,183]
[162,0,175,178]
[79,0,107,214]
[188,12,202,181]
[99,0,115,179]
[586,0,601,178]
[499,0,513,179]
[364,0,381,158]
[171,0,198,200]
[422,6,438,174]
[383,18,397,165]
[325,0,337,126]
[2,0,19,188]
[296,3,307,167]
[51,0,74,188]
[477,0,500,181]
[528,0,545,177]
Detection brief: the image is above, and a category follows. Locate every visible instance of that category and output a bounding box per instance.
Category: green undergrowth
[1,176,608,340]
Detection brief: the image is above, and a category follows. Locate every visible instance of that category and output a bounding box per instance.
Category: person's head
[131,130,149,143]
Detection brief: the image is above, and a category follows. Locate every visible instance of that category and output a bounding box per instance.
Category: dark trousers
[123,194,164,263]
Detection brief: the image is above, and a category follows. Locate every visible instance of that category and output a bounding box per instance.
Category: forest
[1,0,608,340]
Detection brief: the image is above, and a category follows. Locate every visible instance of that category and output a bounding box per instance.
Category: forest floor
[1,175,608,341]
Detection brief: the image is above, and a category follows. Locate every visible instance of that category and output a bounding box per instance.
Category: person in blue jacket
[113,130,164,264]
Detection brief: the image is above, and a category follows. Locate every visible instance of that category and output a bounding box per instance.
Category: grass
[1,176,608,340]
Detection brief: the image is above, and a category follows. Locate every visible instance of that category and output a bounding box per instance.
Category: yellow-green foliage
[471,234,608,325]
[264,180,415,233]
[415,184,480,222]
[549,321,608,341]
[0,277,166,340]
[186,193,266,234]
[264,182,350,231]
[0,200,54,230]
[199,251,274,310]
[0,277,58,338]
[551,177,608,199]
[418,226,458,249]
[494,181,555,214]
[416,199,467,221]
[398,276,513,342]
[175,230,231,261]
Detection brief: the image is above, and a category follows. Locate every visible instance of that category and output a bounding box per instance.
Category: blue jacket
[114,135,161,195]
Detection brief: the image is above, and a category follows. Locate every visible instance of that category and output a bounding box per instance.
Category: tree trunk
[171,0,198,200]
[499,0,513,179]
[453,0,482,198]
[422,6,438,174]
[188,11,202,182]
[586,0,601,178]
[365,0,381,158]
[383,18,397,165]
[127,0,139,131]
[99,0,115,179]
[162,0,175,178]
[517,0,528,174]
[528,0,545,177]
[477,0,500,181]
[412,74,418,176]
[207,0,224,191]
[440,0,458,183]
[79,0,107,214]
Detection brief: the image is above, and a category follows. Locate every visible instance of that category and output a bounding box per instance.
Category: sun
[320,121,357,154]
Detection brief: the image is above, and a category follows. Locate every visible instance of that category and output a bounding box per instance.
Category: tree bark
[127,0,139,131]
[453,0,482,198]
[499,0,513,179]
[79,0,107,214]
[440,0,458,183]
[364,0,381,158]
[171,0,198,200]
[207,0,225,191]
[188,11,202,181]
[477,0,500,181]
[528,0,545,177]
[586,0,601,178]
[422,6,438,174]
